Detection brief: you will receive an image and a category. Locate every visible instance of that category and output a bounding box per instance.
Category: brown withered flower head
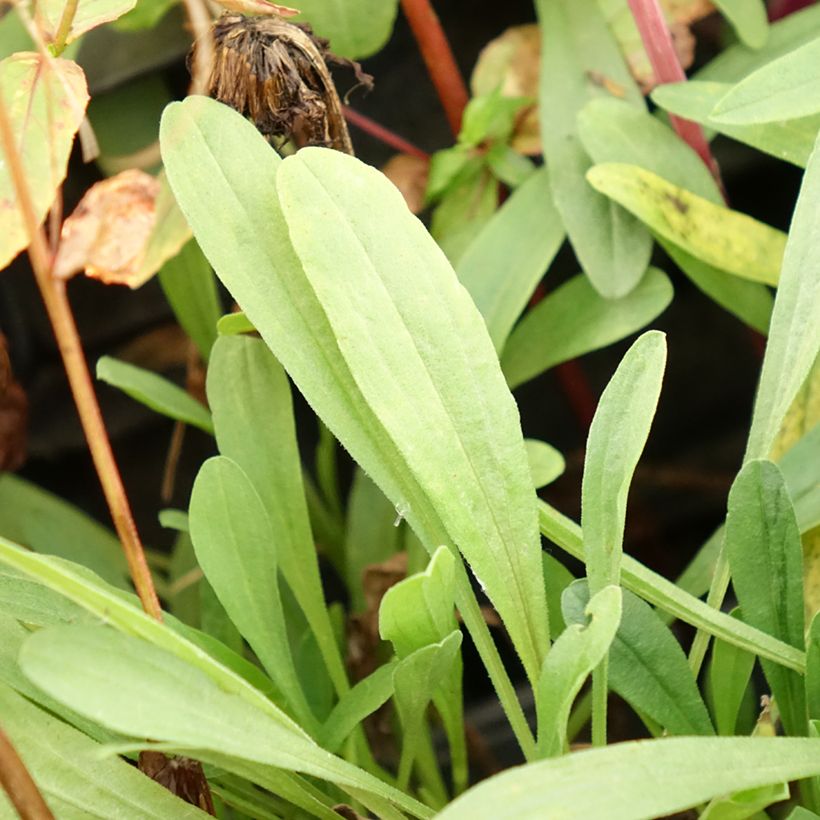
[191,14,373,154]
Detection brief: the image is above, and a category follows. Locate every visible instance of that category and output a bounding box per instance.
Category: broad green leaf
[436,736,820,820]
[726,460,807,736]
[502,269,673,390]
[96,355,213,433]
[455,167,564,351]
[36,0,136,44]
[538,501,806,673]
[0,684,209,819]
[319,661,397,753]
[582,331,666,594]
[576,95,774,331]
[744,131,820,461]
[0,474,128,587]
[189,456,316,730]
[652,81,820,168]
[709,608,756,735]
[198,575,243,656]
[275,148,549,680]
[344,468,403,612]
[537,585,621,758]
[0,53,88,271]
[158,239,221,361]
[391,631,463,789]
[380,547,466,792]
[19,624,431,819]
[525,439,565,489]
[206,335,347,697]
[697,781,789,820]
[711,37,820,125]
[587,163,786,287]
[160,96,537,754]
[564,582,714,736]
[711,0,768,49]
[535,0,650,298]
[292,0,398,58]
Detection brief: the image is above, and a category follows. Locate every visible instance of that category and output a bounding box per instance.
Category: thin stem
[626,0,724,193]
[591,660,608,747]
[183,0,214,95]
[0,727,54,820]
[688,546,731,677]
[343,106,430,160]
[51,0,79,55]
[399,0,469,137]
[0,86,162,621]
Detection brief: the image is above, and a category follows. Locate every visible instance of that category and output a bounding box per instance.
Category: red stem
[769,0,815,20]
[399,0,469,136]
[343,106,429,159]
[627,0,724,192]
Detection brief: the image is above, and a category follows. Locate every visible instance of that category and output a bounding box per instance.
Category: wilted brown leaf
[381,154,429,214]
[0,334,28,472]
[53,169,190,288]
[139,751,215,815]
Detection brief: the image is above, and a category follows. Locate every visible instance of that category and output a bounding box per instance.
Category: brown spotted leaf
[0,53,88,271]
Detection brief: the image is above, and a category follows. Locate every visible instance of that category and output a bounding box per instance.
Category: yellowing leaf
[0,53,88,271]
[36,0,138,45]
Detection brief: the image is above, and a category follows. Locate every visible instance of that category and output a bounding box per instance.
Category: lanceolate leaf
[587,163,786,287]
[189,456,317,731]
[535,0,651,299]
[582,331,667,594]
[711,36,820,125]
[0,53,88,270]
[725,460,807,737]
[456,167,564,351]
[435,737,820,820]
[502,268,673,390]
[709,608,756,735]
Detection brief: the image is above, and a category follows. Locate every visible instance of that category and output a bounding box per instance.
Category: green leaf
[0,571,91,626]
[35,0,136,45]
[459,91,531,148]
[709,608,756,735]
[206,335,348,697]
[0,684,209,819]
[436,736,820,820]
[700,781,789,820]
[538,502,806,673]
[158,239,221,361]
[391,631,463,789]
[0,8,33,59]
[537,585,621,758]
[807,612,820,720]
[725,460,807,736]
[587,163,786,287]
[189,456,316,730]
[711,0,769,49]
[535,0,650,299]
[525,439,565,489]
[744,131,820,461]
[0,53,88,271]
[788,807,820,819]
[319,661,397,753]
[652,81,820,168]
[113,0,178,31]
[19,624,432,819]
[542,552,575,638]
[564,582,714,736]
[160,95,537,755]
[502,268,673,390]
[456,167,564,351]
[217,311,256,336]
[344,468,403,612]
[96,355,213,433]
[582,331,667,593]
[0,473,128,587]
[711,36,820,125]
[291,0,398,58]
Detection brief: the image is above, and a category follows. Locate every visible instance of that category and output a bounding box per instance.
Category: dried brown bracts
[191,14,373,154]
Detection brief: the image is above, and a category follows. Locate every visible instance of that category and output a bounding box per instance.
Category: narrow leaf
[709,608,756,735]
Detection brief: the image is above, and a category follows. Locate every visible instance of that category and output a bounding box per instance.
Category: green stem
[415,722,448,809]
[52,0,79,55]
[688,549,731,676]
[567,688,593,744]
[591,659,608,747]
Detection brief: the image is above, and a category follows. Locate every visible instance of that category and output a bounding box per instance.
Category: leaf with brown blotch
[0,334,28,473]
[0,53,88,272]
[381,154,429,214]
[36,0,137,45]
[53,169,191,288]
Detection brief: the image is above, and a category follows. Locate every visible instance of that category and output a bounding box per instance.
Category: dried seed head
[191,14,373,154]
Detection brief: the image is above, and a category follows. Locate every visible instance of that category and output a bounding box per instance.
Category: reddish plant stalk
[769,0,815,20]
[343,106,429,159]
[0,94,162,621]
[627,0,723,189]
[0,727,54,820]
[399,0,469,136]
